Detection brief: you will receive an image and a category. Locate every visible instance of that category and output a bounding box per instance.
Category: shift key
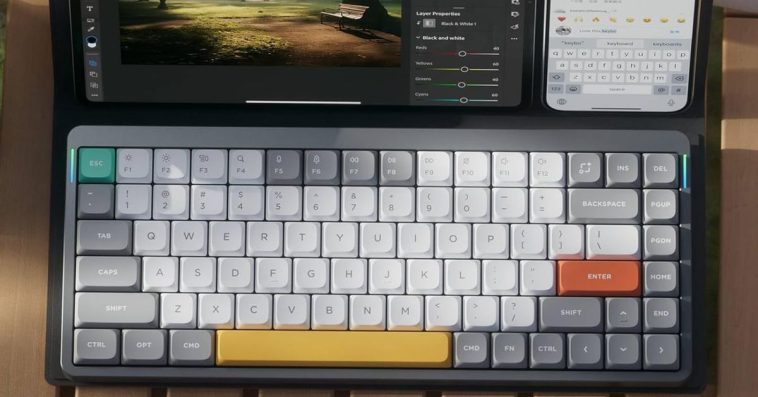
[568,189,640,224]
[77,220,132,255]
[75,292,158,328]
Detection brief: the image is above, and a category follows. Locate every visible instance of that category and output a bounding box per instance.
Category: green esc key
[79,148,115,183]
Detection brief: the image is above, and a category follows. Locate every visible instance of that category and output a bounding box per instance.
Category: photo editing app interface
[78,0,526,106]
[545,0,696,112]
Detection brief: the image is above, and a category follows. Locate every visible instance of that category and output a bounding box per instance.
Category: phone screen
[545,0,697,112]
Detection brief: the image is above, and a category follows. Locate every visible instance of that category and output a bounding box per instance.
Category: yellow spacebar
[216,330,452,368]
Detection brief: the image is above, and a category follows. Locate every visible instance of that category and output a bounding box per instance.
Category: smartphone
[544,0,698,112]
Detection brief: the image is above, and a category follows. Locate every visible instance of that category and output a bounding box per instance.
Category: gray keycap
[644,189,678,224]
[644,261,679,297]
[566,85,581,94]
[491,333,527,368]
[548,72,565,83]
[76,220,132,255]
[304,150,340,185]
[568,189,640,224]
[530,333,565,369]
[380,151,415,186]
[122,329,167,365]
[605,153,640,187]
[75,292,158,328]
[644,298,679,333]
[672,74,688,84]
[78,184,114,219]
[548,84,564,94]
[644,153,678,188]
[568,153,603,187]
[606,334,641,370]
[672,86,688,95]
[75,256,140,292]
[74,329,119,365]
[539,297,603,332]
[454,332,489,368]
[644,334,679,370]
[567,333,603,369]
[644,225,679,260]
[267,150,302,185]
[654,86,670,95]
[605,298,641,332]
[342,151,377,185]
[169,330,214,366]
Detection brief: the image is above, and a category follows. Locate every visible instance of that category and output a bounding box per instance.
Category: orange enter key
[558,261,641,296]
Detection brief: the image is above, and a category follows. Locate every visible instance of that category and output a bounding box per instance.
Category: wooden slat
[166,388,244,397]
[258,390,334,397]
[441,392,516,397]
[0,0,55,395]
[350,392,424,397]
[532,394,608,397]
[75,387,152,397]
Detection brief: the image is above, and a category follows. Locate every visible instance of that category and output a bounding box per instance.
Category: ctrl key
[170,330,214,366]
[74,329,119,365]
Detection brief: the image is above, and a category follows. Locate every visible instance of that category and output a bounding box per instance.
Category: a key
[152,185,189,220]
[644,225,679,260]
[380,151,415,186]
[644,153,678,188]
[331,259,367,294]
[74,329,119,365]
[267,150,302,185]
[77,220,132,255]
[417,187,452,222]
[75,256,140,292]
[473,224,509,259]
[304,186,340,221]
[491,333,528,368]
[539,297,603,332]
[568,189,640,224]
[142,257,178,292]
[229,185,264,221]
[606,334,641,370]
[369,259,405,294]
[350,295,386,330]
[255,258,292,293]
[154,149,189,184]
[644,297,679,333]
[586,225,641,260]
[293,258,329,294]
[190,185,227,220]
[179,257,216,292]
[117,148,152,183]
[115,184,151,220]
[312,294,348,330]
[122,329,167,366]
[379,187,415,222]
[492,152,528,187]
[171,221,208,256]
[322,222,358,257]
[342,186,377,222]
[169,330,214,366]
[209,221,245,257]
[79,184,114,219]
[342,151,377,185]
[463,296,499,332]
[530,152,565,187]
[236,294,273,329]
[247,222,284,257]
[501,296,537,332]
[199,294,235,329]
[425,296,461,331]
[218,258,254,293]
[266,186,302,221]
[417,151,453,186]
[160,293,197,329]
[492,188,528,223]
[455,152,490,187]
[454,333,489,368]
[644,189,679,224]
[229,149,265,185]
[482,260,518,296]
[445,260,480,295]
[644,261,679,297]
[388,295,424,331]
[530,333,565,369]
[274,294,310,330]
[567,333,603,369]
[191,149,228,184]
[644,334,679,370]
[406,259,442,295]
[606,297,641,332]
[304,150,340,185]
[398,223,434,258]
[75,292,158,328]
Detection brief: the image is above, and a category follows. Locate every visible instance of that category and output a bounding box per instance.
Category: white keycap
[444,260,480,295]
[161,293,196,329]
[117,148,152,183]
[228,186,264,221]
[191,185,227,220]
[266,186,302,221]
[134,221,170,256]
[255,258,292,293]
[454,188,490,222]
[463,296,499,332]
[492,188,528,223]
[349,295,386,330]
[435,223,471,258]
[154,149,190,183]
[483,260,519,296]
[519,260,556,296]
[529,188,566,223]
[304,186,340,221]
[379,187,415,222]
[115,184,151,219]
[511,224,547,259]
[369,259,405,294]
[179,257,216,292]
[236,294,272,329]
[229,150,265,185]
[406,259,442,295]
[548,224,585,260]
[322,222,358,258]
[293,258,329,294]
[198,293,234,329]
[397,223,434,258]
[501,296,537,332]
[153,185,189,220]
[217,258,254,293]
[342,187,377,222]
[530,152,566,187]
[417,151,453,186]
[586,225,641,260]
[142,257,178,292]
[209,221,245,257]
[246,222,283,257]
[360,223,396,258]
[311,294,348,330]
[417,187,452,222]
[284,222,321,257]
[425,296,461,331]
[274,294,310,330]
[678,50,691,60]
[388,295,424,331]
[473,223,509,259]
[171,221,208,256]
[455,152,491,186]
[192,149,228,184]
[331,259,367,294]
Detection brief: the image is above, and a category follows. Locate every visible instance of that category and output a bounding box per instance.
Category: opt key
[79,148,116,183]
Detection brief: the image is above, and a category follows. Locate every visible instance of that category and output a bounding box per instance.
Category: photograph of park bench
[119,0,402,67]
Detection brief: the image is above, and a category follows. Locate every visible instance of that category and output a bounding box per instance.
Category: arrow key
[606,334,641,370]
[644,334,679,370]
[606,297,641,332]
[568,333,602,369]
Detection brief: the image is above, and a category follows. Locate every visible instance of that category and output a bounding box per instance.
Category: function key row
[79,148,680,189]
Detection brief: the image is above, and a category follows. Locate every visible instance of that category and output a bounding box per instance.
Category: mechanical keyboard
[55,126,696,388]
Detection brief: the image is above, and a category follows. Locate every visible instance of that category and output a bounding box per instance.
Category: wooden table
[0,1,755,396]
